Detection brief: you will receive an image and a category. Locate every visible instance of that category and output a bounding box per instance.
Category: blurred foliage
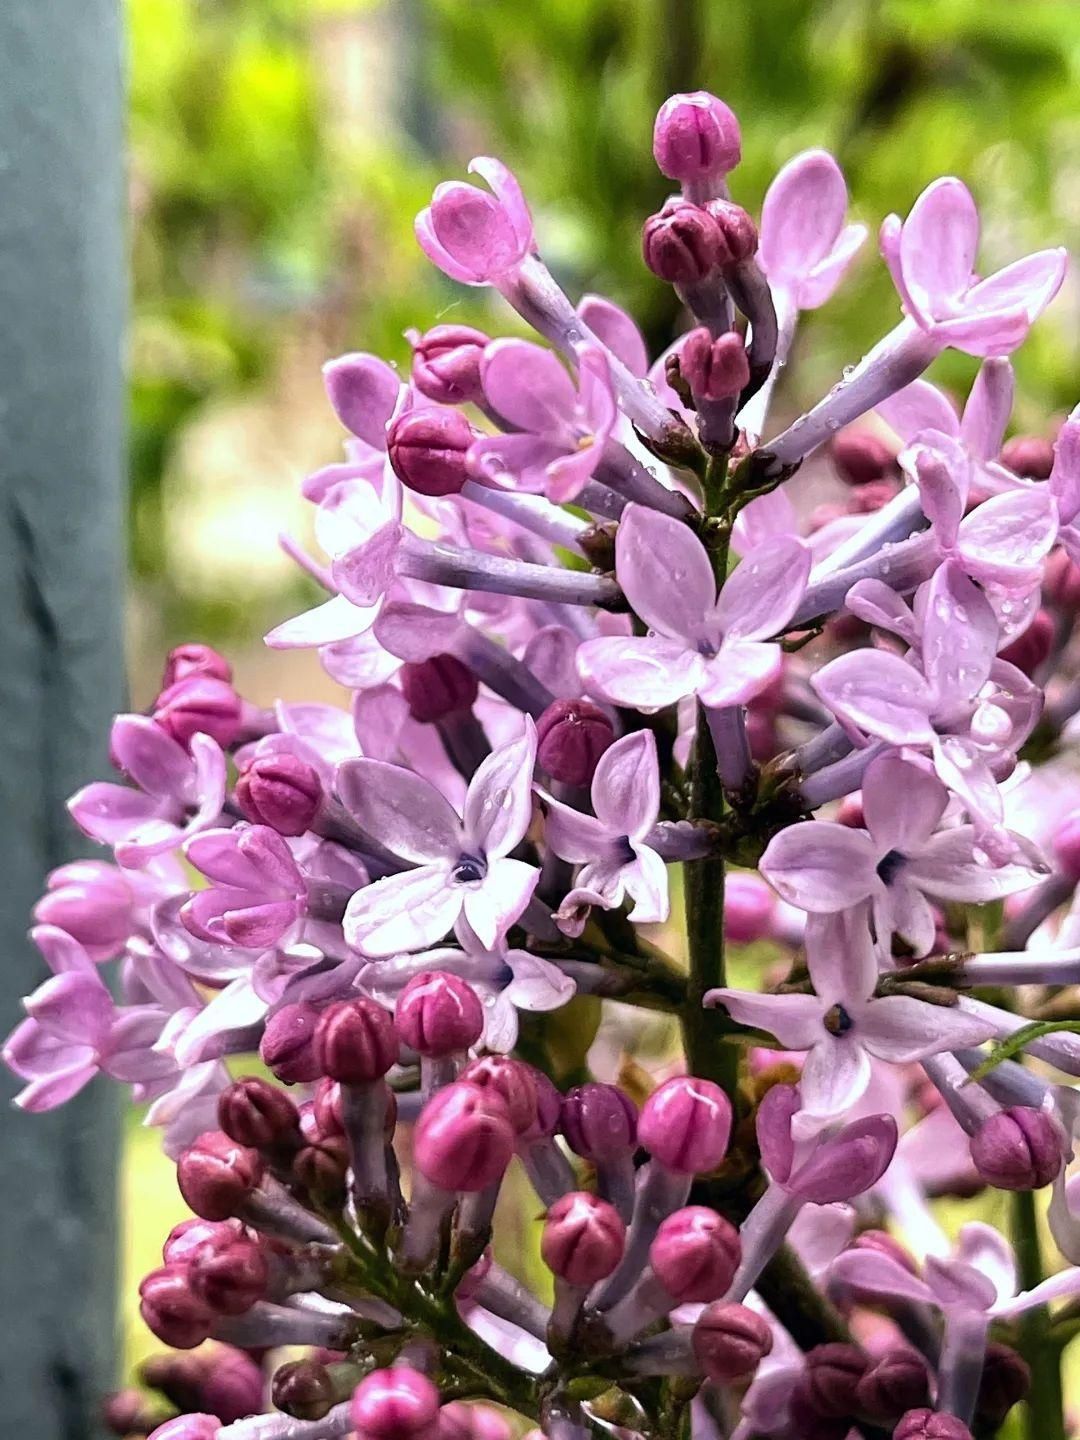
[128,0,1080,641]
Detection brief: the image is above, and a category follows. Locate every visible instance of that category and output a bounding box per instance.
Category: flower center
[823,1004,855,1036]
[876,849,906,886]
[452,854,488,887]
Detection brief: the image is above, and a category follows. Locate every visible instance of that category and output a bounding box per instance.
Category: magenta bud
[560,1083,637,1161]
[459,1055,538,1136]
[1001,435,1056,480]
[641,201,722,285]
[162,642,233,689]
[176,1131,264,1221]
[163,1217,244,1267]
[395,971,484,1057]
[34,861,134,960]
[188,1233,269,1316]
[437,1402,512,1440]
[400,654,479,724]
[535,699,615,787]
[799,1343,869,1419]
[293,1133,350,1203]
[103,1387,158,1436]
[198,1346,263,1423]
[970,1105,1065,1191]
[311,1079,345,1137]
[235,753,321,836]
[638,1076,732,1175]
[217,1076,302,1152]
[272,1359,336,1420]
[146,1418,219,1440]
[1045,549,1080,612]
[414,1081,515,1192]
[1054,811,1080,881]
[723,872,776,944]
[139,1267,216,1349]
[679,327,750,402]
[649,1205,740,1303]
[314,998,398,1084]
[153,676,242,750]
[261,1002,323,1085]
[830,430,897,486]
[786,1389,852,1440]
[388,406,472,497]
[893,1411,973,1440]
[692,1301,773,1383]
[139,1354,207,1412]
[541,1191,626,1286]
[705,198,758,265]
[999,609,1055,677]
[523,1070,563,1142]
[851,1230,919,1275]
[350,1367,441,1440]
[974,1342,1030,1428]
[855,1351,932,1425]
[847,478,900,514]
[652,91,741,183]
[409,324,490,406]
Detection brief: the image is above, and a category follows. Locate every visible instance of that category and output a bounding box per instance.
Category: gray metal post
[0,3,125,1434]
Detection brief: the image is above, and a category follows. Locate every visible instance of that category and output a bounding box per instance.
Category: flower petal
[699,641,783,708]
[716,535,812,641]
[960,358,1014,463]
[876,379,960,444]
[759,149,848,281]
[615,503,715,641]
[344,865,462,956]
[577,634,704,711]
[463,719,537,859]
[266,594,380,649]
[705,988,825,1050]
[899,177,979,321]
[481,338,578,434]
[578,293,649,377]
[862,753,947,853]
[592,730,660,839]
[857,994,996,1062]
[337,758,461,863]
[812,649,935,746]
[760,821,878,913]
[463,857,539,948]
[797,1039,871,1130]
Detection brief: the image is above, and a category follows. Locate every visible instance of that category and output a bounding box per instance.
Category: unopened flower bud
[974,1342,1030,1429]
[679,327,750,402]
[1045,549,1080,612]
[460,1055,538,1136]
[401,655,479,723]
[437,1402,512,1440]
[1001,435,1055,480]
[970,1105,1065,1190]
[311,1079,345,1137]
[34,861,134,960]
[999,609,1055,677]
[146,1417,219,1440]
[893,1410,973,1440]
[395,971,484,1057]
[388,406,472,497]
[847,478,900,514]
[261,1002,323,1085]
[217,1076,302,1152]
[642,201,722,285]
[163,1217,244,1267]
[1054,811,1080,882]
[139,1354,207,1412]
[536,699,614,787]
[314,998,398,1084]
[522,1069,563,1143]
[786,1389,851,1440]
[414,1081,515,1192]
[649,1206,740,1303]
[409,324,489,406]
[272,1358,336,1420]
[153,676,242,750]
[176,1131,264,1221]
[692,1301,773,1382]
[198,1346,263,1423]
[235,753,321,836]
[293,1133,350,1203]
[830,430,897,486]
[560,1082,637,1160]
[652,91,741,183]
[723,872,776,944]
[139,1267,216,1349]
[350,1367,441,1440]
[541,1191,626,1286]
[103,1387,158,1436]
[188,1232,268,1315]
[856,1351,932,1425]
[799,1343,869,1419]
[162,643,233,689]
[705,199,758,265]
[638,1076,732,1175]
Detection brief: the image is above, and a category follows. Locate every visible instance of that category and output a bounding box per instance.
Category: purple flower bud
[350,1367,441,1440]
[153,676,242,750]
[541,1191,626,1286]
[757,1086,898,1202]
[197,1347,263,1423]
[163,1217,244,1267]
[650,1205,740,1303]
[1001,434,1056,480]
[723,872,776,944]
[323,352,399,445]
[217,1076,302,1152]
[642,201,722,284]
[293,1133,350,1204]
[162,643,233,689]
[235,753,322,836]
[138,1266,216,1349]
[785,1389,851,1440]
[799,1343,870,1419]
[536,699,615,787]
[998,609,1055,677]
[388,406,473,497]
[851,1230,919,1275]
[314,998,398,1084]
[437,1402,512,1440]
[560,1082,637,1161]
[974,1342,1030,1429]
[830,429,898,486]
[103,1387,158,1436]
[311,1079,345,1137]
[176,1131,264,1221]
[1053,811,1080,881]
[146,1417,219,1440]
[855,1350,932,1425]
[638,1076,732,1175]
[705,198,758,264]
[523,1070,564,1142]
[847,478,900,514]
[395,971,484,1057]
[401,655,479,724]
[970,1105,1066,1190]
[409,324,490,405]
[893,1410,973,1440]
[188,1231,269,1315]
[34,861,134,960]
[261,1002,323,1085]
[1045,550,1080,612]
[460,1055,538,1137]
[692,1301,773,1383]
[413,1081,515,1192]
[679,327,750,402]
[272,1358,336,1420]
[652,91,741,183]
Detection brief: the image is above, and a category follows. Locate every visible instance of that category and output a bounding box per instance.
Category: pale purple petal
[468,156,534,252]
[622,845,670,924]
[923,1255,997,1311]
[24,972,113,1046]
[829,1248,935,1308]
[759,149,849,281]
[578,294,649,377]
[899,177,979,322]
[542,795,611,863]
[797,1038,872,1128]
[862,753,947,852]
[463,720,537,858]
[930,308,1032,359]
[503,950,576,1011]
[796,223,868,309]
[592,730,660,840]
[12,1061,97,1112]
[322,353,400,449]
[577,634,704,710]
[463,858,539,948]
[615,503,715,641]
[110,716,193,800]
[963,248,1068,325]
[373,602,464,663]
[31,925,97,977]
[715,536,812,641]
[854,995,996,1063]
[337,758,460,863]
[812,649,936,746]
[844,581,920,645]
[874,881,937,957]
[956,489,1058,588]
[960,358,1014,462]
[759,822,878,913]
[876,380,960,443]
[481,338,577,433]
[698,641,783,708]
[1050,407,1080,525]
[266,594,380,649]
[932,737,1004,834]
[955,1223,1017,1304]
[994,1268,1080,1319]
[804,908,878,1008]
[333,523,407,608]
[907,437,968,550]
[921,560,999,709]
[704,988,825,1050]
[67,782,163,846]
[905,826,1041,901]
[469,432,571,494]
[344,865,461,956]
[731,486,798,553]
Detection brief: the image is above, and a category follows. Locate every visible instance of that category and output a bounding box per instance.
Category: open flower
[415,157,534,286]
[181,825,307,951]
[759,149,866,313]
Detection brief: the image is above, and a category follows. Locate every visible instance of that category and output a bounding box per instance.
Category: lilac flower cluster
[14,88,1080,1440]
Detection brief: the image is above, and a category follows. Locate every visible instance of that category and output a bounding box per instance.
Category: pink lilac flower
[181,825,307,951]
[415,157,535,286]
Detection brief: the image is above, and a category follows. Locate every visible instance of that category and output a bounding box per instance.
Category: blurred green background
[122,0,1080,1395]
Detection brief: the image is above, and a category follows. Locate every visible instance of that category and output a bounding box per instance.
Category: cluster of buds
[10,88,1080,1440]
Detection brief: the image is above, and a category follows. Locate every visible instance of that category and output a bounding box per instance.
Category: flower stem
[1013,1187,1065,1440]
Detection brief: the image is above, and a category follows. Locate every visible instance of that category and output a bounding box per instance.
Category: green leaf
[966,1022,1080,1083]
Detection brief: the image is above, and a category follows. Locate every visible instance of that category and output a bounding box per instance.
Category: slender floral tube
[789,530,937,628]
[459,480,591,553]
[920,1053,1000,1137]
[809,482,928,578]
[219,1401,355,1440]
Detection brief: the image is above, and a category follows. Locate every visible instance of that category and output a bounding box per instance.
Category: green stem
[1013,1188,1065,1440]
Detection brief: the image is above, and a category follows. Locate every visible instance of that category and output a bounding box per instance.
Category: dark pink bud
[460,1055,538,1136]
[162,642,233,689]
[1054,810,1080,881]
[437,1402,511,1440]
[163,1217,244,1267]
[998,609,1055,677]
[350,1367,441,1440]
[188,1232,268,1315]
[791,1115,898,1204]
[1045,549,1080,612]
[893,1410,973,1440]
[146,1418,219,1440]
[970,1105,1065,1190]
[395,971,484,1057]
[218,1076,302,1152]
[799,1343,869,1419]
[176,1131,264,1221]
[272,1358,336,1420]
[198,1346,263,1423]
[652,91,741,182]
[293,1133,350,1203]
[138,1267,215,1349]
[103,1387,158,1436]
[847,478,900,514]
[692,1301,773,1383]
[830,430,897,486]
[311,1079,345,1137]
[261,1002,323,1085]
[649,1206,740,1303]
[679,327,750,402]
[235,753,322,836]
[851,1230,919,1275]
[153,676,242,750]
[523,1070,563,1142]
[560,1082,637,1161]
[388,406,472,497]
[642,201,722,285]
[1001,435,1055,480]
[638,1076,732,1175]
[786,1389,851,1440]
[401,654,479,723]
[314,998,398,1084]
[541,1191,626,1286]
[409,324,490,406]
[705,199,758,265]
[535,699,614,787]
[34,861,134,960]
[413,1081,515,1192]
[974,1342,1030,1429]
[855,1350,932,1424]
[723,873,776,944]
